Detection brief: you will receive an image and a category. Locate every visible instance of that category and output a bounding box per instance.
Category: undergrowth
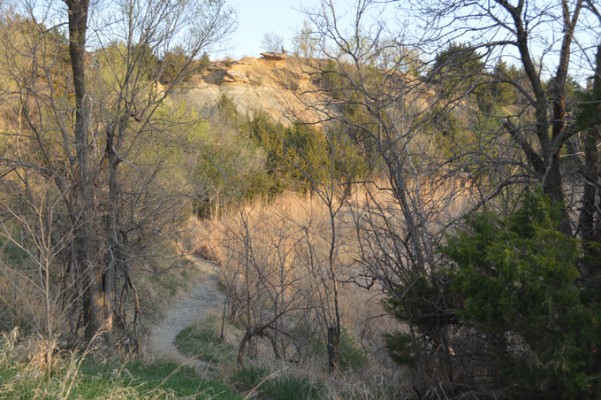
[175,316,394,400]
[175,317,326,400]
[306,329,368,372]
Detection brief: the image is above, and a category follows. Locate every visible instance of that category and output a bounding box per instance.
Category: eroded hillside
[172,56,326,125]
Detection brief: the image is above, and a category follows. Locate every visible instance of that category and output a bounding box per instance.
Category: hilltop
[172,55,325,125]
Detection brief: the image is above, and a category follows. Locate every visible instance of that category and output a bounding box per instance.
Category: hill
[172,56,326,125]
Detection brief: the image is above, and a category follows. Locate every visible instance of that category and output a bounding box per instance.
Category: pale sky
[217,0,316,59]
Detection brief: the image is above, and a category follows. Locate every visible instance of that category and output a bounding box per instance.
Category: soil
[146,256,225,370]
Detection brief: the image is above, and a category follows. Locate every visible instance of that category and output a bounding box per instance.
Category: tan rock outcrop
[260,52,287,61]
[222,69,249,83]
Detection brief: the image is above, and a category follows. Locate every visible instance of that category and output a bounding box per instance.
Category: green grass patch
[0,333,242,400]
[0,356,169,399]
[230,365,269,390]
[230,366,323,400]
[79,359,241,399]
[338,329,368,371]
[263,375,324,400]
[307,329,368,372]
[175,317,236,364]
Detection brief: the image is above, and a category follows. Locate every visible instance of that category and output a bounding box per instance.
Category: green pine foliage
[445,193,601,398]
[427,42,485,99]
[176,94,372,219]
[159,47,210,84]
[386,192,601,398]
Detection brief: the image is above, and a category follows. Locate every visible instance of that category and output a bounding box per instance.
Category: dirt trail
[147,256,225,368]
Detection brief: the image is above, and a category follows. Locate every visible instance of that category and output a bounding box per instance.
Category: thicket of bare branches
[0,0,235,350]
[201,191,394,372]
[292,0,601,396]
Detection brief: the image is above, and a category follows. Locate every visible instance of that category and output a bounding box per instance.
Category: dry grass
[185,189,402,359]
[222,347,408,400]
[177,178,475,398]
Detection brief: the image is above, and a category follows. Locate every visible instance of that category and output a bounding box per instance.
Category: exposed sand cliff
[172,56,326,125]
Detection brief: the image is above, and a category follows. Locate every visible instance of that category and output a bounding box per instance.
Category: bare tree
[297,0,476,389]
[219,205,308,365]
[409,0,601,232]
[261,31,285,53]
[293,21,319,59]
[298,0,601,394]
[0,0,235,347]
[0,174,74,376]
[287,124,360,373]
[300,0,447,303]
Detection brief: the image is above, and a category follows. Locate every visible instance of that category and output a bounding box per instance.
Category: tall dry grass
[185,189,403,360]
[175,176,475,397]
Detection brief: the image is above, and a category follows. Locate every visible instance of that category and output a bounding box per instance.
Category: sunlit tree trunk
[66,0,107,342]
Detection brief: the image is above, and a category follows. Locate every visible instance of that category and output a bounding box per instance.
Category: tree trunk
[104,121,125,342]
[327,326,340,374]
[66,0,110,343]
[542,157,572,235]
[237,330,253,366]
[579,125,600,276]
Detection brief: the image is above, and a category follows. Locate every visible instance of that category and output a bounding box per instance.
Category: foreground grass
[174,316,406,400]
[0,331,241,400]
[78,359,242,400]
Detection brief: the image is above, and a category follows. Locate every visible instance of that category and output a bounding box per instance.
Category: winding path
[147,256,225,368]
